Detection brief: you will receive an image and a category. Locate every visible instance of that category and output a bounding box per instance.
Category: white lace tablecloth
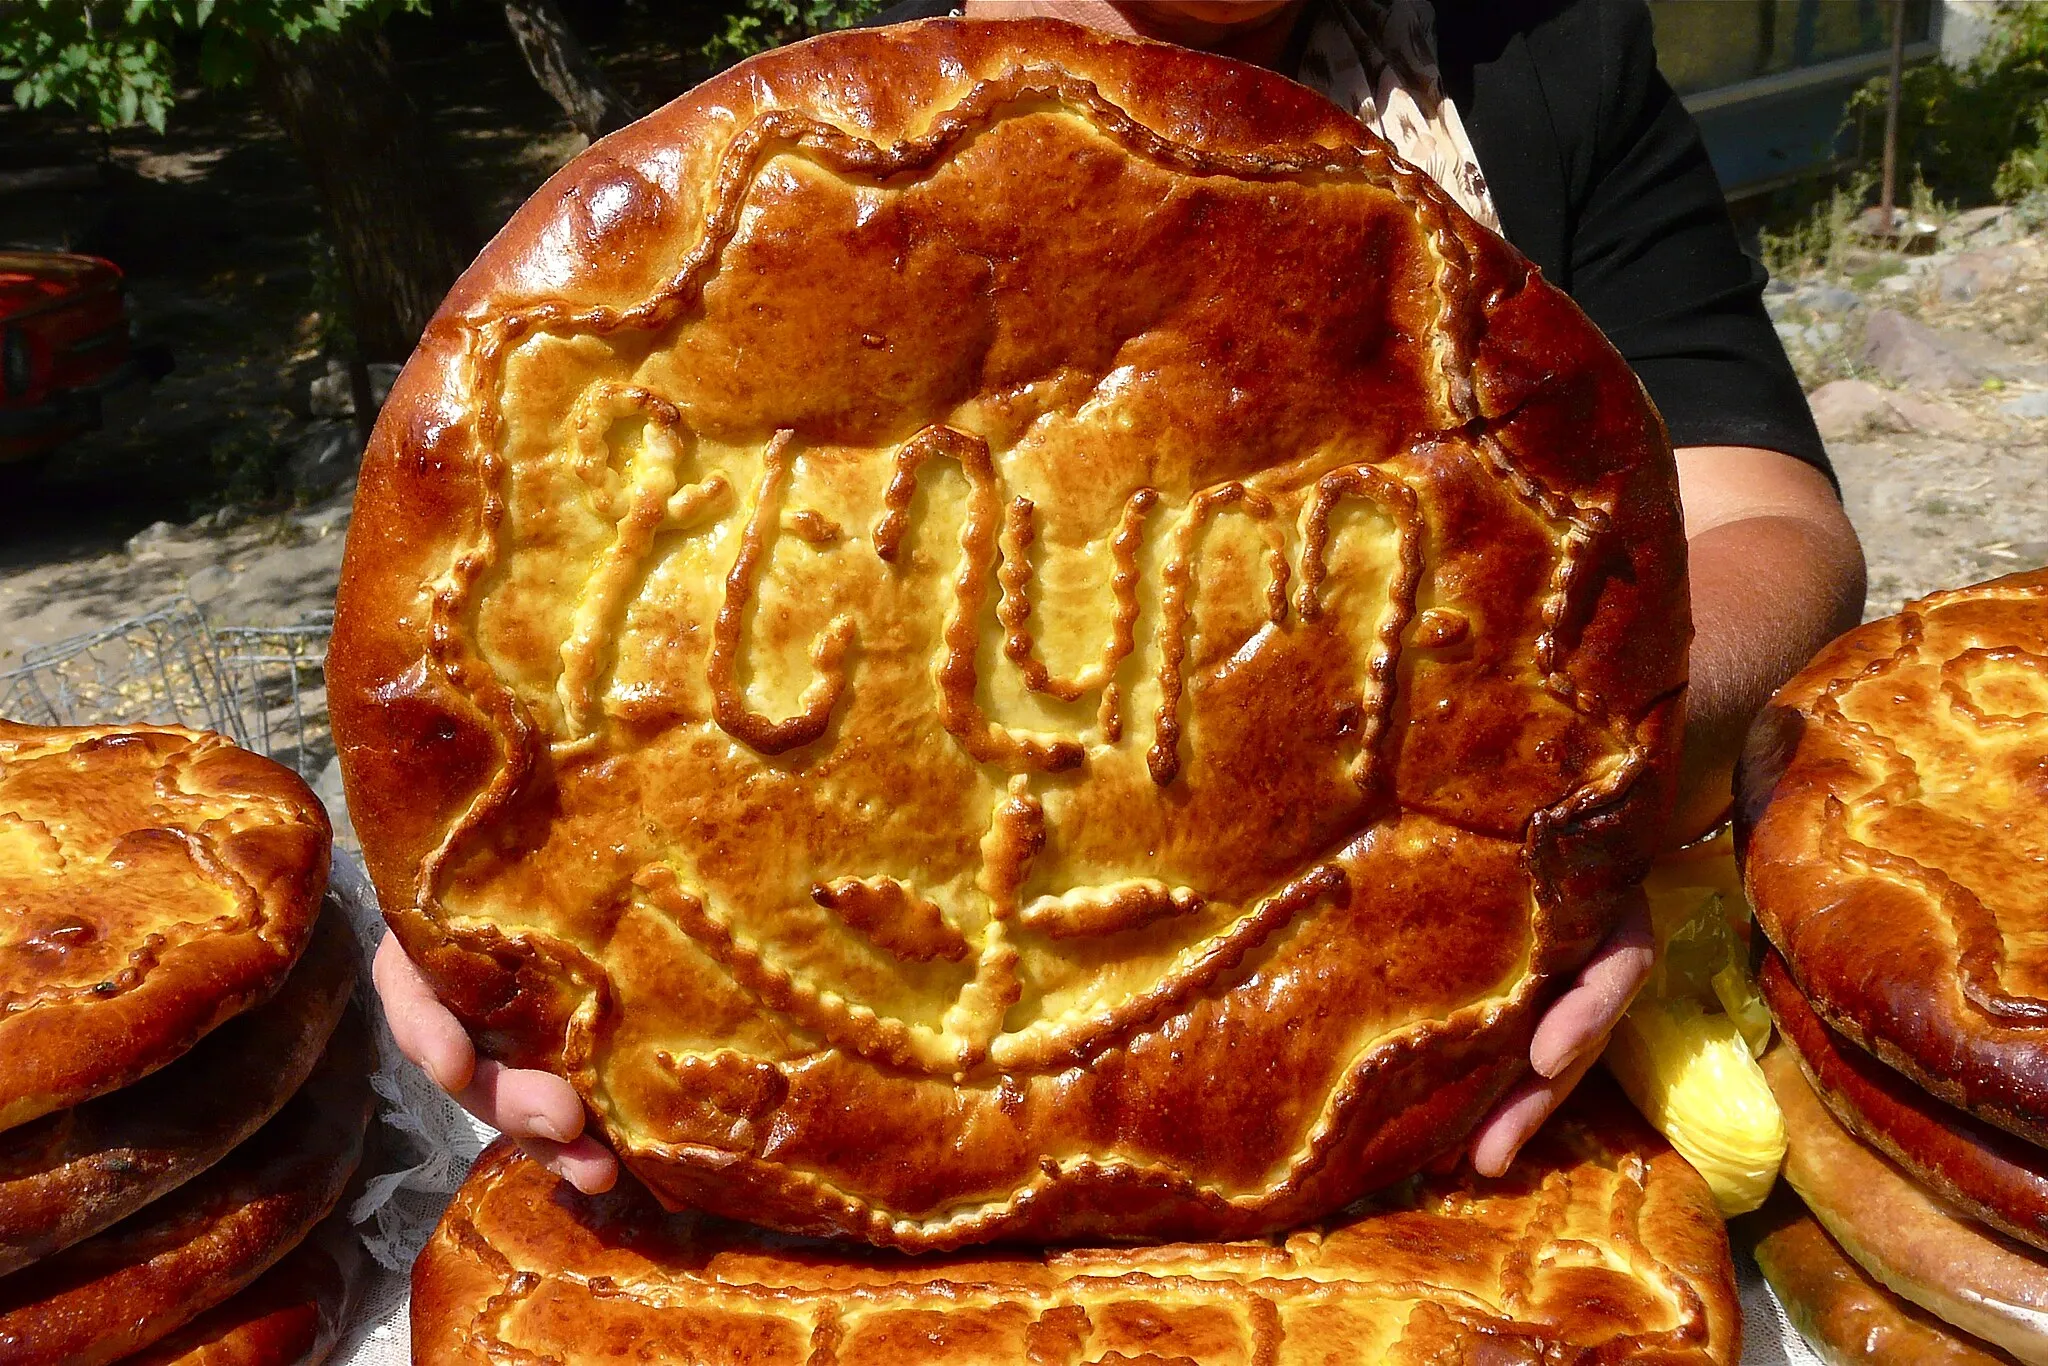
[326,851,493,1366]
[320,848,1822,1366]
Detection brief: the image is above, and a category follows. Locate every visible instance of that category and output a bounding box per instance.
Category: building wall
[1648,0,1939,197]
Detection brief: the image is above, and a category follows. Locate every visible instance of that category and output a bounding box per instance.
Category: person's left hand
[1466,445,1864,1176]
[1466,891,1655,1175]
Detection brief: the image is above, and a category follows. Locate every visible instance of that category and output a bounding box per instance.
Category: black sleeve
[1539,1,1833,481]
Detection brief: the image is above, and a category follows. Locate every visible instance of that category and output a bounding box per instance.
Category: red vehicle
[0,250,170,462]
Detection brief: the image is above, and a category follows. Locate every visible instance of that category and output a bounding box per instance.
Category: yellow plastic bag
[1604,829,1786,1216]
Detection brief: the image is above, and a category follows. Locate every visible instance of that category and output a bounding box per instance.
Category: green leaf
[699,0,883,64]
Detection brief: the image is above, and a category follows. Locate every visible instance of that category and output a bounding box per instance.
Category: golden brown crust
[122,1231,362,1366]
[0,722,331,1133]
[0,903,356,1277]
[1739,569,2048,1146]
[1747,1191,2022,1366]
[0,1006,372,1366]
[1765,1045,2048,1365]
[412,1078,1736,1366]
[331,17,1687,1245]
[1763,948,2048,1255]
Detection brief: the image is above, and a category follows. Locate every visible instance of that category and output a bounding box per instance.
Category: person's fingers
[371,935,618,1196]
[456,1058,589,1144]
[517,1135,619,1195]
[372,931,476,1094]
[1528,895,1655,1080]
[1469,1046,1602,1178]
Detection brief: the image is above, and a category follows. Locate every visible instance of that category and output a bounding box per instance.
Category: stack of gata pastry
[0,720,373,1366]
[340,15,1744,1363]
[1738,568,2048,1365]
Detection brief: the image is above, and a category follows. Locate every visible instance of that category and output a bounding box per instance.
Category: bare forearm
[1670,448,1865,841]
[1673,515,1864,833]
[1469,444,1856,1166]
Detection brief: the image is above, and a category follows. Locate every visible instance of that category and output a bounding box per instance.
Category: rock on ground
[1861,308,1983,389]
[1792,222,2048,619]
[1806,380,1906,441]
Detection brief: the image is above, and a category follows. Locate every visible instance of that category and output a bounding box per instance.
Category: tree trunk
[253,24,481,364]
[501,0,638,141]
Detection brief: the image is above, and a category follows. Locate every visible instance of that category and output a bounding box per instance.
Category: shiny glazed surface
[0,904,356,1277]
[123,1233,361,1366]
[0,721,331,1132]
[412,1080,1737,1366]
[331,17,1689,1245]
[1765,1045,2048,1366]
[1748,1192,2021,1366]
[1763,947,2048,1255]
[0,1008,371,1366]
[1741,569,2048,1146]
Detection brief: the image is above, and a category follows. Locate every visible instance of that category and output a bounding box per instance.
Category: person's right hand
[372,931,619,1193]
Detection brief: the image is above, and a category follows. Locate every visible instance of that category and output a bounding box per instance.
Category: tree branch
[501,0,638,141]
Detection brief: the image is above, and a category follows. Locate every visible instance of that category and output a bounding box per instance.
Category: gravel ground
[1770,210,2048,618]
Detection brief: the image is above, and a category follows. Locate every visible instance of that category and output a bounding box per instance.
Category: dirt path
[1769,212,2048,617]
[0,495,351,663]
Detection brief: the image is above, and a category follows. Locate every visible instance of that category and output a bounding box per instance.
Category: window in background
[1651,0,1940,199]
[1652,0,1934,98]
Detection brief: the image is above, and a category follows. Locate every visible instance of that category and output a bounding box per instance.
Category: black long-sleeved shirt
[866,0,1833,481]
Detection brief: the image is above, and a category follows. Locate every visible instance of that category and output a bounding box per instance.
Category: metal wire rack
[0,596,335,781]
[214,612,336,779]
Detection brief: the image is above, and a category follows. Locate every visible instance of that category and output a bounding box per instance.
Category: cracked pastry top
[1742,567,2048,1148]
[329,17,1690,1247]
[412,1080,1739,1366]
[0,721,331,1133]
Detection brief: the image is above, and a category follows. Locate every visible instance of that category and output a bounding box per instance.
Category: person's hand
[1467,891,1655,1176]
[1468,446,1864,1175]
[1664,446,1866,845]
[372,931,618,1193]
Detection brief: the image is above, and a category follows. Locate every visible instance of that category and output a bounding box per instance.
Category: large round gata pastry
[0,721,331,1132]
[413,1079,1739,1366]
[0,905,356,1276]
[0,1007,372,1366]
[123,1232,363,1366]
[1762,947,2048,1255]
[1764,1046,2048,1366]
[1748,1193,2022,1366]
[1740,568,2048,1146]
[330,17,1688,1245]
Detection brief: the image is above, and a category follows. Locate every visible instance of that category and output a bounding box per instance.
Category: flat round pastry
[0,721,331,1133]
[331,17,1688,1246]
[412,1078,1738,1366]
[1764,1045,2048,1365]
[0,1006,372,1366]
[0,903,355,1276]
[1748,1192,2022,1365]
[122,1231,362,1366]
[1740,568,2048,1145]
[1762,947,2048,1254]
